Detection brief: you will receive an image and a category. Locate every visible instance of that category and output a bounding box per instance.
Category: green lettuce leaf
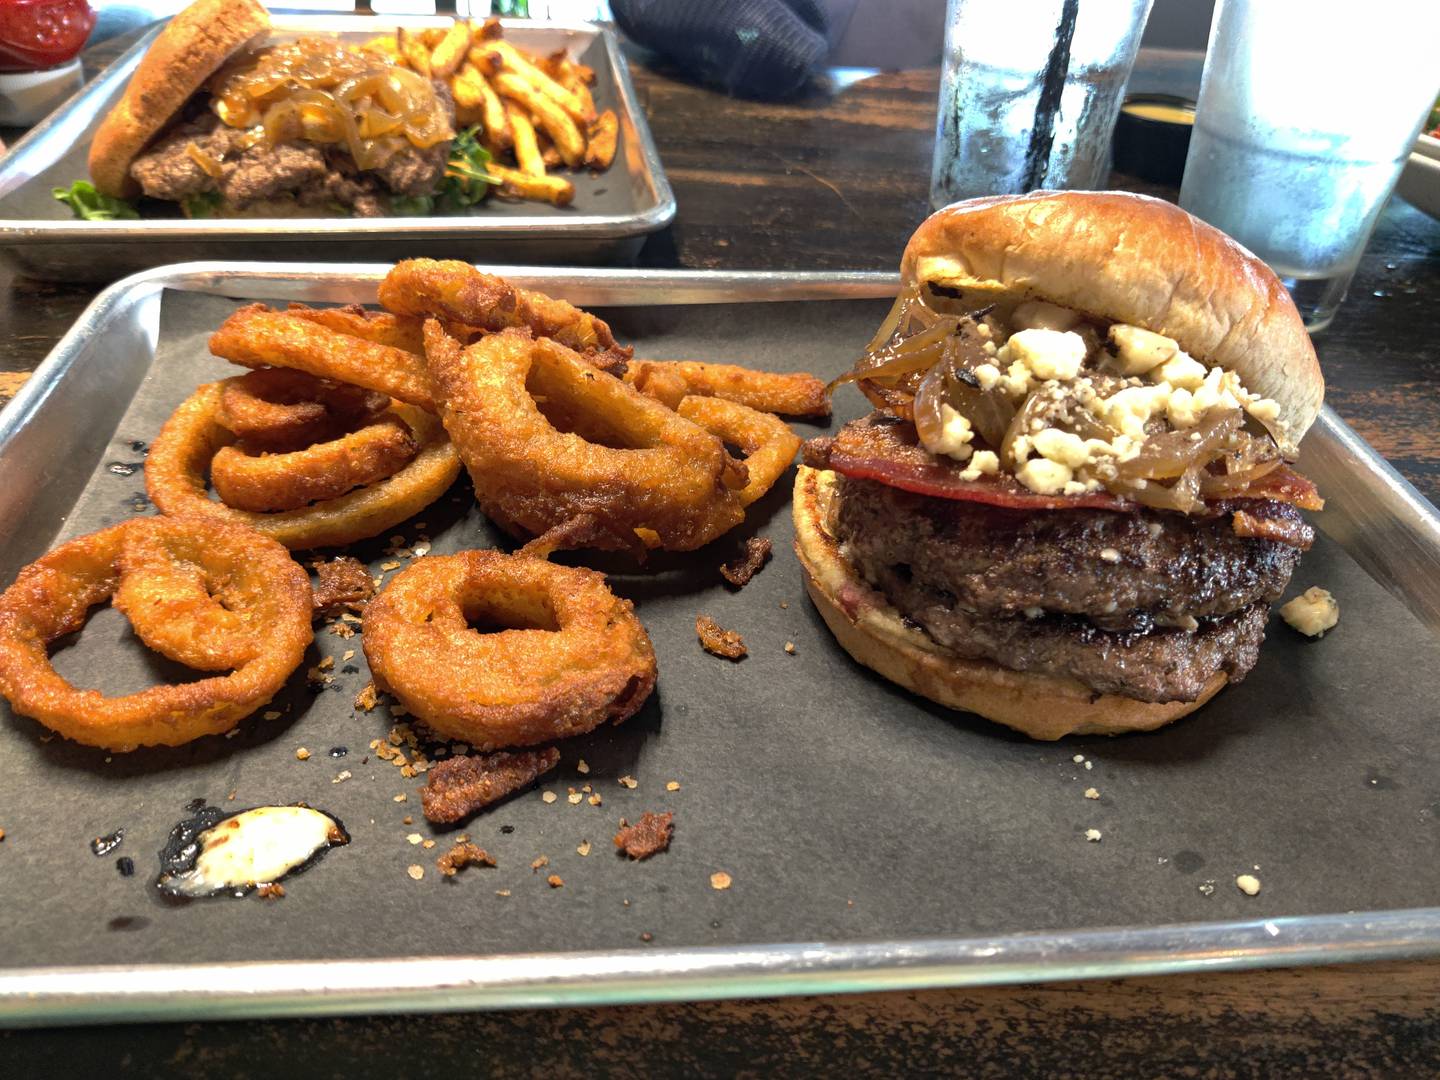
[52,181,139,221]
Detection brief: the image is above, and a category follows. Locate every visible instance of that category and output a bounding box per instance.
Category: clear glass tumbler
[1180,1,1440,331]
[929,0,1153,209]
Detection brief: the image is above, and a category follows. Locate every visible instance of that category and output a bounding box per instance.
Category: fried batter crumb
[784,641,796,654]
[696,615,747,660]
[437,841,496,877]
[531,855,549,871]
[618,775,638,789]
[547,874,564,888]
[421,747,562,824]
[312,556,376,617]
[542,791,558,804]
[407,864,424,880]
[1,827,8,841]
[710,871,732,890]
[665,781,680,792]
[577,841,591,856]
[295,747,310,761]
[256,883,285,900]
[720,537,773,588]
[614,811,673,860]
[355,682,379,712]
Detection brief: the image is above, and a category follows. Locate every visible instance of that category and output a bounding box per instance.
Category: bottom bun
[791,465,1226,740]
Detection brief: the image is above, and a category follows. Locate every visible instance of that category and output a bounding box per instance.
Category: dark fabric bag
[610,0,830,99]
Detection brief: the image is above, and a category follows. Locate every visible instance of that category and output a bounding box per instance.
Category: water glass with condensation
[930,0,1153,209]
[1180,1,1440,332]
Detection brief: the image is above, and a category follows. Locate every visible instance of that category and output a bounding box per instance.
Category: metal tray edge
[3,261,1439,1026]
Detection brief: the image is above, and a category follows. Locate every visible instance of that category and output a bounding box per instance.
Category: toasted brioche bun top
[88,0,271,199]
[902,191,1323,450]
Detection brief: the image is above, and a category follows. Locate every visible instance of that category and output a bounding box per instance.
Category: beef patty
[832,475,1303,702]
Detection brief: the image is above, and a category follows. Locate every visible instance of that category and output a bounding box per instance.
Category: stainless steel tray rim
[4,260,1440,1027]
[6,904,1440,1027]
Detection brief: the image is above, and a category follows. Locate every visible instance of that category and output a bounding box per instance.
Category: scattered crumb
[1280,586,1340,638]
[0,828,8,841]
[710,871,732,890]
[227,791,237,801]
[567,791,583,805]
[640,931,653,943]
[614,811,674,860]
[587,793,603,806]
[696,614,747,660]
[1198,881,1216,897]
[1072,754,1085,764]
[1236,873,1262,896]
[225,730,240,740]
[542,791,558,804]
[1084,829,1102,842]
[332,770,352,784]
[547,874,564,888]
[407,833,423,845]
[577,759,590,775]
[1084,761,1093,771]
[577,840,592,856]
[406,864,424,881]
[380,560,401,572]
[496,889,511,897]
[393,794,407,803]
[779,601,789,609]
[422,839,435,849]
[312,556,375,617]
[295,747,311,761]
[720,536,773,588]
[1084,788,1100,800]
[531,855,549,872]
[784,641,796,655]
[263,710,282,721]
[421,747,561,824]
[665,781,680,792]
[255,882,285,900]
[355,682,379,712]
[618,776,638,789]
[402,816,412,825]
[437,842,495,877]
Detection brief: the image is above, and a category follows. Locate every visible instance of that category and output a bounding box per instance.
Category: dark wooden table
[3,31,1440,1079]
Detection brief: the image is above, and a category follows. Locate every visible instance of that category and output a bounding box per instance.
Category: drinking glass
[1180,1,1440,331]
[929,0,1153,209]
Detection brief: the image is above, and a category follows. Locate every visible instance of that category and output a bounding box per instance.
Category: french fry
[537,133,561,169]
[473,40,595,124]
[362,34,399,60]
[584,109,618,171]
[398,27,431,78]
[451,61,486,109]
[429,21,471,79]
[475,15,503,43]
[474,68,512,151]
[420,27,445,48]
[488,163,574,207]
[493,71,584,167]
[505,103,545,177]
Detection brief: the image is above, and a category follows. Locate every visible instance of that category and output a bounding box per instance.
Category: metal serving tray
[3,263,1440,1029]
[0,16,675,281]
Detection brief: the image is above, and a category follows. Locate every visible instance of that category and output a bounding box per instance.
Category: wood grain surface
[2,30,1440,1078]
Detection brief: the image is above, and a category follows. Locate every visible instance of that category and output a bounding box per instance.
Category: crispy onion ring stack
[363,549,656,749]
[0,516,312,750]
[423,323,749,553]
[147,382,460,550]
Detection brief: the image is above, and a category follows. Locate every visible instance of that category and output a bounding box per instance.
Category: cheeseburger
[795,192,1324,739]
[87,0,457,216]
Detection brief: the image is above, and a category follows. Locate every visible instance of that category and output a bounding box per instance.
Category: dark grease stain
[329,746,348,758]
[341,664,361,675]
[1172,850,1205,874]
[116,856,135,877]
[124,492,151,513]
[184,797,207,813]
[500,825,515,834]
[90,828,124,856]
[128,439,148,455]
[106,461,142,476]
[1366,773,1399,790]
[107,916,150,932]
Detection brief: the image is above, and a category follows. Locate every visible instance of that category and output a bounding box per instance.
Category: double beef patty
[833,476,1309,703]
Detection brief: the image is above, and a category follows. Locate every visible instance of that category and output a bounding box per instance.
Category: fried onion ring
[211,414,421,513]
[146,382,461,550]
[677,395,802,506]
[210,304,436,411]
[217,369,390,451]
[423,324,746,553]
[0,517,311,750]
[362,550,656,749]
[626,359,831,418]
[284,303,427,356]
[380,259,632,371]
